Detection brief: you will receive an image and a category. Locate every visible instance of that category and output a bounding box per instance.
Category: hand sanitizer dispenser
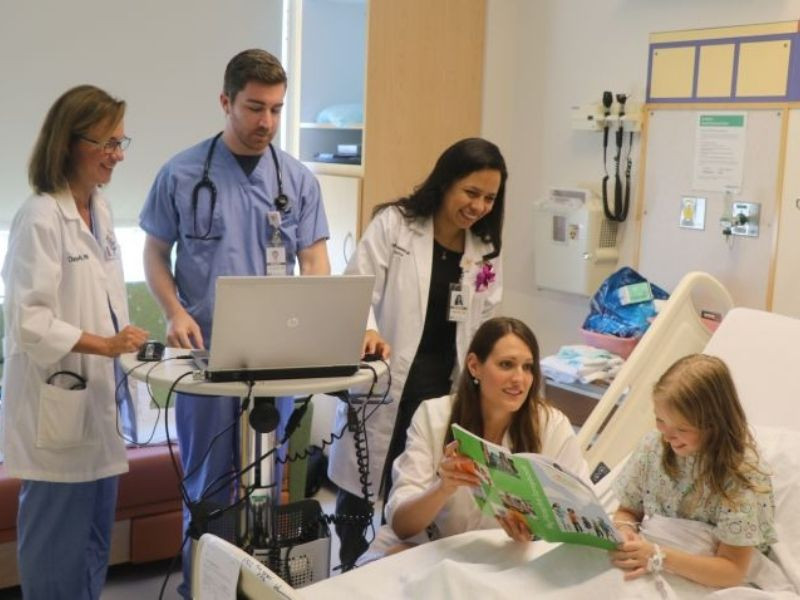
[533,187,620,296]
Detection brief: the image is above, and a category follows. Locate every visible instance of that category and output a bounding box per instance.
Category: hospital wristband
[613,520,640,532]
[647,543,666,574]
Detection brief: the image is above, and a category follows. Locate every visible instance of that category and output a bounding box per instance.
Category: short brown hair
[29,85,125,195]
[223,49,287,101]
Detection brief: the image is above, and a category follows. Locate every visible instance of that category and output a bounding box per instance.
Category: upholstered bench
[0,444,183,589]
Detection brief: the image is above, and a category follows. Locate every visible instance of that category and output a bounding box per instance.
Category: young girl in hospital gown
[610,353,776,588]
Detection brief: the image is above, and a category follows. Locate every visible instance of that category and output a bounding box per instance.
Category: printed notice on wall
[692,112,746,192]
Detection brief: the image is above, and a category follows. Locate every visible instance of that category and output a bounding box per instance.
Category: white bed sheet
[302,528,732,600]
[303,425,800,599]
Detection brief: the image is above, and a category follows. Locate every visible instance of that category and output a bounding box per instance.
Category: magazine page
[451,424,620,550]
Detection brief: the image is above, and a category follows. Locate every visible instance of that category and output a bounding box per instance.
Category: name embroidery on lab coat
[67,253,90,263]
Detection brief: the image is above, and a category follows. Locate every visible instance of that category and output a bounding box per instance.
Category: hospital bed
[577,271,735,482]
[295,274,800,598]
[191,532,303,599]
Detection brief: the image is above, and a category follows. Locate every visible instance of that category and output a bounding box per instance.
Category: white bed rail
[577,271,734,483]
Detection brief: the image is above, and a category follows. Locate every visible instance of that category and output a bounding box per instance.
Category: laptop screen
[201,275,374,381]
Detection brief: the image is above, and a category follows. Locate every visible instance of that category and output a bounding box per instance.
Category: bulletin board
[636,108,784,309]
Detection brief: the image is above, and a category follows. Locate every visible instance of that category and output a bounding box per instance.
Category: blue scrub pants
[17,476,118,600]
[175,392,293,598]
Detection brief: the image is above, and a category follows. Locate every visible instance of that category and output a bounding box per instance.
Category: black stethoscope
[46,370,87,390]
[601,93,632,223]
[188,132,291,240]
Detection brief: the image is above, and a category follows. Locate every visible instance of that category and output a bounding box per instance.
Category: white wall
[483,0,800,354]
[0,0,283,226]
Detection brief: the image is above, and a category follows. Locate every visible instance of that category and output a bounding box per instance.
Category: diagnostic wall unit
[637,20,800,316]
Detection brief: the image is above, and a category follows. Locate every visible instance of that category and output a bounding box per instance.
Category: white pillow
[753,425,800,590]
[315,103,363,127]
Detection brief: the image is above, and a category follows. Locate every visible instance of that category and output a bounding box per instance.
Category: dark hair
[374,137,507,259]
[223,49,287,101]
[654,354,765,501]
[29,85,125,195]
[445,317,547,452]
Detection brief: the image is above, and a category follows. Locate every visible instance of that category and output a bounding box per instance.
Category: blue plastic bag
[582,267,669,338]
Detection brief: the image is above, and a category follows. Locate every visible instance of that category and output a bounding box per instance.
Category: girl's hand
[497,511,535,543]
[437,441,481,496]
[609,538,656,580]
[619,527,641,543]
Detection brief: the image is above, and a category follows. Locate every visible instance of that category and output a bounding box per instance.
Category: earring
[472,377,480,386]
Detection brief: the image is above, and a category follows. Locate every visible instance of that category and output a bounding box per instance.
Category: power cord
[163,370,199,507]
[158,532,190,600]
[155,357,391,584]
[182,382,252,486]
[116,356,192,447]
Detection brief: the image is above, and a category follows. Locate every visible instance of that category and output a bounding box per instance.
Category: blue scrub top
[139,136,329,340]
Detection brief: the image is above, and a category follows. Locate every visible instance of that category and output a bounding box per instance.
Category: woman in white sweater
[385,317,589,545]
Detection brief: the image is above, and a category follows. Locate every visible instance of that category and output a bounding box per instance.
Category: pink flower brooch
[475,262,496,292]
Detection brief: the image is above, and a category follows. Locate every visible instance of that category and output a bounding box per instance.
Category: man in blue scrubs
[139,49,330,597]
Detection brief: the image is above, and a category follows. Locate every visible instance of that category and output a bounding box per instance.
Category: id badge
[448,283,467,322]
[266,244,286,276]
[103,232,120,261]
[266,211,286,276]
[267,211,282,229]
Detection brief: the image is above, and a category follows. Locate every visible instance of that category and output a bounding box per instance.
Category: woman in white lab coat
[1,85,148,600]
[328,138,506,569]
[385,317,588,547]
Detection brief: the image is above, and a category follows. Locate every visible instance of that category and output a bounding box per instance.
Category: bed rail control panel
[590,462,611,484]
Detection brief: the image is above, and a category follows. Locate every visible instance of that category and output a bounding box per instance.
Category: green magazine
[451,423,620,550]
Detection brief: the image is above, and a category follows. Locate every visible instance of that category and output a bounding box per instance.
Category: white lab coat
[383,395,589,543]
[328,206,503,496]
[1,190,131,482]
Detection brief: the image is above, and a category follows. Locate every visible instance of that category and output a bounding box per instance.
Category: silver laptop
[192,275,374,382]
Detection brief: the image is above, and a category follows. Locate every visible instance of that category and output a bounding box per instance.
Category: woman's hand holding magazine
[451,424,622,551]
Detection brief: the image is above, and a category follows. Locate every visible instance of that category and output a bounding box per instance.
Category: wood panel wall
[360,0,486,230]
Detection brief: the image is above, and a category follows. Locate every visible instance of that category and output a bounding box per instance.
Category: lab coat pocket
[36,383,93,449]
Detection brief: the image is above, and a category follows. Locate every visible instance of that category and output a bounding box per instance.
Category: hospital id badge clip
[448,283,467,322]
[266,212,286,276]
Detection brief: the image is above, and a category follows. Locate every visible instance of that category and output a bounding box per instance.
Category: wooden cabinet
[360,0,486,226]
[317,173,360,274]
[287,0,486,259]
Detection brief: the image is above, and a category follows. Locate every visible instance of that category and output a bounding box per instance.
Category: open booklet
[451,424,621,550]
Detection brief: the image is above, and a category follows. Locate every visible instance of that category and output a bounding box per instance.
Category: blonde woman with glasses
[1,85,147,600]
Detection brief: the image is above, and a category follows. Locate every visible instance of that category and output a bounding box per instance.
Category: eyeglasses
[80,135,131,153]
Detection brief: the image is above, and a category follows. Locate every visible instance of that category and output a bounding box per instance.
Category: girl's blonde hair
[654,353,761,501]
[29,85,125,195]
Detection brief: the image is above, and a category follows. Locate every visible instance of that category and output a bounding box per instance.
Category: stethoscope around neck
[188,131,291,240]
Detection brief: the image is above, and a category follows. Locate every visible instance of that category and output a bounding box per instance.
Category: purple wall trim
[646,31,799,103]
[788,35,800,100]
[645,95,788,104]
[730,42,740,98]
[650,32,794,50]
[692,43,701,97]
